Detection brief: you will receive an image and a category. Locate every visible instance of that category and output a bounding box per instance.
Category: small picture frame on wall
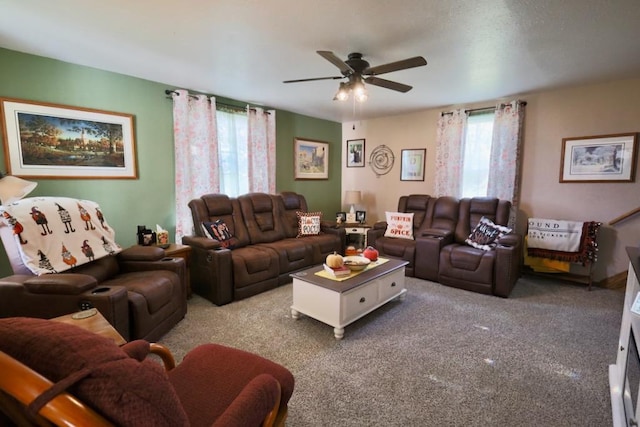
[400,149,426,181]
[346,139,365,168]
[355,210,366,223]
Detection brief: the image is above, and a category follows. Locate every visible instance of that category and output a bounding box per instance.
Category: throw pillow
[296,211,322,237]
[202,220,236,248]
[384,212,415,240]
[465,216,512,251]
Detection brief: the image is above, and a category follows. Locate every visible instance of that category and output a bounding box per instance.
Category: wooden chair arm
[0,351,113,427]
[149,343,176,371]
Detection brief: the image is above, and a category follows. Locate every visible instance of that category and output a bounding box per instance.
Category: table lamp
[344,191,362,223]
[0,173,37,205]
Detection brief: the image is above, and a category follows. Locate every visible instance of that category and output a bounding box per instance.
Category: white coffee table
[290,258,408,339]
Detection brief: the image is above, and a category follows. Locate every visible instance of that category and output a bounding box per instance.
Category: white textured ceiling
[1,0,640,123]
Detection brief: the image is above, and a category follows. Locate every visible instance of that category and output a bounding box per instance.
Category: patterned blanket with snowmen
[0,197,121,275]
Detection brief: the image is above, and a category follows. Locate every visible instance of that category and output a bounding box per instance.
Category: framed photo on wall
[0,97,138,179]
[346,138,365,168]
[294,137,329,180]
[559,133,638,183]
[400,149,426,181]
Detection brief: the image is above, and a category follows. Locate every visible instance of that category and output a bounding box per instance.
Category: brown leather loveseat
[183,191,345,305]
[368,195,522,297]
[0,227,187,342]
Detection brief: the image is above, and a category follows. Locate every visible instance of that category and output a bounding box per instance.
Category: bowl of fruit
[342,256,371,272]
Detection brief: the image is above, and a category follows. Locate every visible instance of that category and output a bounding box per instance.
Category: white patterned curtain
[171,90,219,243]
[247,107,276,193]
[434,109,466,197]
[487,100,525,225]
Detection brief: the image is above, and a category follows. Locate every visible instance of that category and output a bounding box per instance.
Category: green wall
[0,48,341,276]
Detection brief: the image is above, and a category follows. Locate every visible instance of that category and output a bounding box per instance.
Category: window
[461,111,494,198]
[217,109,248,197]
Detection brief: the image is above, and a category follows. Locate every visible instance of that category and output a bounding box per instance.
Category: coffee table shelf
[290,258,408,339]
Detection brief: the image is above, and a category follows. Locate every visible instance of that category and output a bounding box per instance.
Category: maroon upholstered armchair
[0,317,294,427]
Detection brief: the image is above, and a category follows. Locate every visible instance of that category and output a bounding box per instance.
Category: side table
[163,243,193,298]
[341,223,371,253]
[52,308,126,346]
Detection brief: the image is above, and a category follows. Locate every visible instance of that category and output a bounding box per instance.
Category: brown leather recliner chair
[437,197,522,297]
[0,223,187,342]
[184,194,281,305]
[366,194,433,277]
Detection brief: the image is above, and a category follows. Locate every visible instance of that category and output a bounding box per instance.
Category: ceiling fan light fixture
[353,83,368,103]
[334,82,349,101]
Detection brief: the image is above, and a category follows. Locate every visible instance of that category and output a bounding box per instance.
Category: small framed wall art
[559,133,638,183]
[294,137,329,180]
[346,138,365,168]
[400,149,426,181]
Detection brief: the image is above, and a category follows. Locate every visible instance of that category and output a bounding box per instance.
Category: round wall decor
[368,145,395,177]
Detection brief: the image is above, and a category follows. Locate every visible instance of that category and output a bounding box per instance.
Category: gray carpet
[159,275,624,426]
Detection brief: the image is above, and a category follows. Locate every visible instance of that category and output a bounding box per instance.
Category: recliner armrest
[118,245,165,261]
[372,221,387,230]
[420,228,454,239]
[496,233,521,248]
[182,235,223,250]
[24,274,98,295]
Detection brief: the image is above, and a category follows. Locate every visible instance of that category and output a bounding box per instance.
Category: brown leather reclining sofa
[368,195,522,297]
[183,191,345,305]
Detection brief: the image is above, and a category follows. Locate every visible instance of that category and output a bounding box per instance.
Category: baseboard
[597,270,628,289]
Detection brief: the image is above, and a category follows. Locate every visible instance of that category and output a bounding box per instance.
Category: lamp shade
[344,190,362,206]
[0,175,37,205]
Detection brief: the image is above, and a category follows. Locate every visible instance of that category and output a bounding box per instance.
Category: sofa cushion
[0,317,189,426]
[0,197,122,275]
[297,211,322,237]
[384,212,415,240]
[465,216,512,251]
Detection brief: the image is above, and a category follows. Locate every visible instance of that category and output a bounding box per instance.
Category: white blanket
[0,197,121,275]
[527,218,583,252]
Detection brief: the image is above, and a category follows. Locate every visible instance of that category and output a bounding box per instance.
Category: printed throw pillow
[297,211,322,237]
[384,212,415,240]
[202,220,237,248]
[465,216,512,251]
[0,197,122,275]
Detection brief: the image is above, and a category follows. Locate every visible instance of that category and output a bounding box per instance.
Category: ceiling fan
[283,51,427,102]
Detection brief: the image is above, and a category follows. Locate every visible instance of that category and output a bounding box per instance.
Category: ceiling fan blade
[317,51,354,75]
[283,76,343,83]
[364,56,427,76]
[365,76,413,93]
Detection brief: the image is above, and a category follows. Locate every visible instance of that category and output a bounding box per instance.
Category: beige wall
[342,77,640,281]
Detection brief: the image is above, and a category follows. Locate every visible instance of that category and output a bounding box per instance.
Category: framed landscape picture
[346,138,365,168]
[294,137,329,180]
[559,133,638,183]
[400,148,426,181]
[0,97,138,179]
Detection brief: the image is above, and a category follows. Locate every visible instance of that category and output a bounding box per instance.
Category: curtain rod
[164,89,269,114]
[441,100,527,116]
